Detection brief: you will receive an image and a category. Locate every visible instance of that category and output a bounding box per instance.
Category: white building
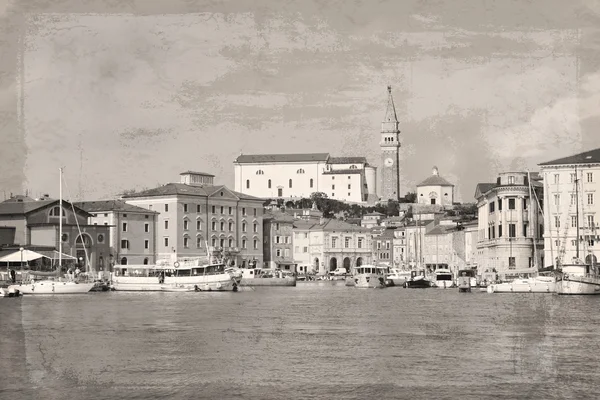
[539,148,600,267]
[474,171,544,278]
[416,166,454,207]
[233,153,378,204]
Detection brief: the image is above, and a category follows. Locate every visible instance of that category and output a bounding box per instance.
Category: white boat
[160,283,196,292]
[385,268,412,286]
[8,168,94,295]
[352,265,387,289]
[111,262,241,292]
[433,268,454,289]
[556,262,600,295]
[0,287,22,297]
[239,268,296,287]
[487,275,556,293]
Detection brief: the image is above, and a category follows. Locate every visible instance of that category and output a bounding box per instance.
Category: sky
[2,0,600,203]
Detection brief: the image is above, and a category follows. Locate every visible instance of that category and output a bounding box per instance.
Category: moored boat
[487,275,556,293]
[352,265,387,288]
[556,261,600,295]
[239,268,296,287]
[385,268,411,287]
[433,268,454,289]
[0,287,22,297]
[404,270,432,288]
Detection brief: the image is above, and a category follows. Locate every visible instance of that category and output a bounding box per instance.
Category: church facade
[233,154,378,204]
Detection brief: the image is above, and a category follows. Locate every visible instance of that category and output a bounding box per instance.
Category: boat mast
[59,167,63,269]
[527,170,537,269]
[575,165,580,260]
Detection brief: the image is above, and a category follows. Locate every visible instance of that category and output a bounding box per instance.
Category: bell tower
[380,85,401,201]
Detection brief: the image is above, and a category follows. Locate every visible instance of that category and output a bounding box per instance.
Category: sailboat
[556,166,600,295]
[8,168,95,294]
[487,171,557,294]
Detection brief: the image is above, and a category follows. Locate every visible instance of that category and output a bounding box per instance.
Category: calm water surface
[2,282,600,399]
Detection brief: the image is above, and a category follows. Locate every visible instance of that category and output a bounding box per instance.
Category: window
[197,237,203,248]
[508,176,514,184]
[498,224,503,237]
[228,222,233,231]
[284,249,289,257]
[242,222,247,232]
[197,220,202,230]
[332,237,337,248]
[228,207,232,215]
[183,237,189,248]
[498,198,503,211]
[508,257,516,269]
[348,193,351,196]
[358,238,363,248]
[184,204,188,213]
[268,179,272,188]
[508,198,516,210]
[164,220,169,229]
[220,238,225,247]
[211,205,216,213]
[220,206,224,214]
[144,223,149,233]
[165,204,169,212]
[275,223,280,230]
[144,239,149,249]
[242,208,246,216]
[587,172,593,183]
[122,222,127,232]
[197,204,201,213]
[509,224,516,238]
[523,223,528,237]
[211,221,216,230]
[310,179,313,188]
[275,236,280,244]
[332,184,335,190]
[523,199,527,210]
[588,193,594,205]
[332,193,335,197]
[184,220,189,230]
[303,247,308,253]
[253,239,258,249]
[554,216,560,228]
[123,214,127,218]
[554,174,559,184]
[276,249,281,257]
[570,173,576,183]
[228,238,233,247]
[289,179,292,188]
[588,215,595,229]
[553,194,560,207]
[145,215,149,219]
[297,168,305,174]
[345,237,350,248]
[242,239,247,249]
[49,206,65,217]
[256,170,264,175]
[246,179,250,189]
[220,222,224,230]
[211,237,217,247]
[489,202,495,213]
[253,223,258,233]
[589,239,595,247]
[571,216,577,228]
[571,194,576,205]
[254,208,257,217]
[121,239,129,249]
[164,237,169,247]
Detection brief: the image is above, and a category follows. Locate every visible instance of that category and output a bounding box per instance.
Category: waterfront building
[416,166,455,207]
[538,148,600,267]
[380,86,402,201]
[0,195,110,271]
[74,200,159,266]
[263,210,296,271]
[392,227,407,268]
[462,220,479,271]
[233,153,377,204]
[474,171,544,278]
[121,171,265,268]
[372,227,394,266]
[292,218,372,275]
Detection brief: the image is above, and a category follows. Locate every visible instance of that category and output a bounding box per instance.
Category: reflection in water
[1,287,600,399]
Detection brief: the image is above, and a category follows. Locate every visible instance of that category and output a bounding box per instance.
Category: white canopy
[0,249,51,263]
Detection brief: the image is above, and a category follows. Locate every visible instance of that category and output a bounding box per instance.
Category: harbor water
[2,283,600,399]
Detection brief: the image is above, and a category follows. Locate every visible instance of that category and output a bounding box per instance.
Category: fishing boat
[384,268,412,287]
[487,275,556,293]
[352,265,387,288]
[457,269,476,292]
[8,168,95,295]
[433,268,454,288]
[111,262,241,292]
[404,270,433,288]
[555,166,600,295]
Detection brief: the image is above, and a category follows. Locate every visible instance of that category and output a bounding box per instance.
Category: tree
[404,191,417,203]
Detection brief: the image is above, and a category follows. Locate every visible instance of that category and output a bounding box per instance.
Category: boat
[433,268,454,288]
[457,269,476,292]
[555,166,600,295]
[160,283,196,292]
[111,262,241,292]
[384,268,412,287]
[0,287,22,297]
[352,265,387,288]
[404,270,432,288]
[8,168,95,295]
[239,268,296,287]
[487,275,556,293]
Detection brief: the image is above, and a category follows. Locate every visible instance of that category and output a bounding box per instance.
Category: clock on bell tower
[380,85,401,201]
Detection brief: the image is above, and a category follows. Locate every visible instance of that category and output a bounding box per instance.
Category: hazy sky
[2,1,600,203]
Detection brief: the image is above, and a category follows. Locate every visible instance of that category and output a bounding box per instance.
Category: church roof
[322,169,363,175]
[328,157,367,164]
[234,153,330,164]
[538,147,600,166]
[416,175,454,187]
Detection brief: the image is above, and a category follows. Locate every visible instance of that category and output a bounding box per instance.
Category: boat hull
[556,279,600,295]
[404,279,432,288]
[8,281,95,294]
[489,281,556,293]
[434,280,454,289]
[112,274,239,292]
[354,274,386,289]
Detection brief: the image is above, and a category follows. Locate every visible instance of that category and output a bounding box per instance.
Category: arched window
[256,170,264,175]
[349,165,357,169]
[297,168,305,174]
[268,179,271,189]
[289,179,292,188]
[310,178,313,188]
[246,179,250,189]
[143,258,148,265]
[120,257,128,265]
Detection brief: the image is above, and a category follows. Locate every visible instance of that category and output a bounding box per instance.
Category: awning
[0,249,51,263]
[35,250,77,260]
